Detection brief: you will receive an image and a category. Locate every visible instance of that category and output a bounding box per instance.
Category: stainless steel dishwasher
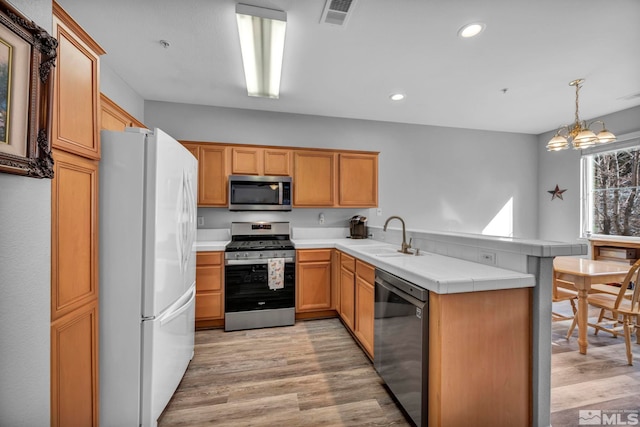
[374,268,428,427]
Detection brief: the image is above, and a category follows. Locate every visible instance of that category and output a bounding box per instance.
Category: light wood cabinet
[263,149,291,176]
[50,4,104,424]
[429,288,531,426]
[197,144,228,206]
[296,249,333,312]
[354,260,375,358]
[293,151,335,207]
[231,147,261,175]
[52,4,105,159]
[590,239,640,265]
[51,150,99,320]
[195,252,224,326]
[339,153,378,207]
[100,93,144,131]
[231,147,291,176]
[51,299,99,427]
[339,252,356,331]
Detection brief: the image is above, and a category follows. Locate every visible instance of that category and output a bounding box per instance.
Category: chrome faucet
[383,216,412,254]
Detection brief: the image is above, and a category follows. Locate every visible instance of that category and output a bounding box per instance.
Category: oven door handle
[225,257,295,266]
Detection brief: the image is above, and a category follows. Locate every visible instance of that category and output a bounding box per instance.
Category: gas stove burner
[225,221,295,257]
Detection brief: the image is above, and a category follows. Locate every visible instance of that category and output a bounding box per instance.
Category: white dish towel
[268,258,285,290]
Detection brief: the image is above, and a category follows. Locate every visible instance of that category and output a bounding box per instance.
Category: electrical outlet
[197,216,204,227]
[319,213,325,224]
[376,208,382,216]
[479,251,496,265]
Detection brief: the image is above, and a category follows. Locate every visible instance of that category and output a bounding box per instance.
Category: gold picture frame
[0,0,57,178]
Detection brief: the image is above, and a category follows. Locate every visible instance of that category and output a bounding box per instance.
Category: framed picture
[0,0,57,178]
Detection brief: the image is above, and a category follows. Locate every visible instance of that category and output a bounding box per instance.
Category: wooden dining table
[553,256,631,355]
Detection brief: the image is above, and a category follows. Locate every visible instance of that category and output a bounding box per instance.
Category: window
[581,133,640,238]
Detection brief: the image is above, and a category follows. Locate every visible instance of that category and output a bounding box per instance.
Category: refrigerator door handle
[158,286,196,326]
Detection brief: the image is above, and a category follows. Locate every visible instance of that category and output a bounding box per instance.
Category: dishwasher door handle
[375,277,426,308]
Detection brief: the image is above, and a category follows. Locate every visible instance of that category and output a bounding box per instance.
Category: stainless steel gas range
[224,222,295,332]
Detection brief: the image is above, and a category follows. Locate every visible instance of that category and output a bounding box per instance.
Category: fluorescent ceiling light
[236,4,287,99]
[389,93,405,101]
[458,22,485,38]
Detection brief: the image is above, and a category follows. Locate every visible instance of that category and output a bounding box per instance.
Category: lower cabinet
[429,288,531,426]
[296,249,333,313]
[50,300,99,427]
[354,260,375,358]
[195,252,224,328]
[339,252,356,331]
[337,251,375,359]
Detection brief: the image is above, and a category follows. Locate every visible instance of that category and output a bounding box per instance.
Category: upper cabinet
[339,153,378,207]
[293,151,336,207]
[181,141,378,208]
[182,142,228,206]
[100,93,145,131]
[52,3,105,159]
[231,147,291,176]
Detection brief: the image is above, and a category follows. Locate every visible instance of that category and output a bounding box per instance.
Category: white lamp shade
[546,135,569,151]
[572,130,597,149]
[596,130,617,144]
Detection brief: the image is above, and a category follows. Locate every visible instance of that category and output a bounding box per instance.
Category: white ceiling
[56,0,640,135]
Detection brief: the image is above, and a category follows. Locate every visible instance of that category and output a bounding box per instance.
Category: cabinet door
[52,7,104,159]
[181,143,199,160]
[340,266,355,331]
[355,276,375,358]
[293,151,335,206]
[297,261,332,312]
[51,300,99,427]
[231,147,261,175]
[339,153,378,207]
[199,145,228,206]
[51,149,98,320]
[195,252,224,321]
[264,149,291,176]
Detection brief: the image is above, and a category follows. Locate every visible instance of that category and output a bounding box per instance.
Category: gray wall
[0,2,52,425]
[537,105,640,243]
[101,62,145,123]
[145,101,540,238]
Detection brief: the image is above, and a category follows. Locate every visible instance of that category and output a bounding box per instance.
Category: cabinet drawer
[356,260,375,284]
[195,292,223,320]
[598,247,636,259]
[341,253,355,272]
[196,265,222,291]
[197,251,222,266]
[298,249,332,262]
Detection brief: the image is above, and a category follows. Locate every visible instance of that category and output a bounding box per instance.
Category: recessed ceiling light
[390,93,405,101]
[458,23,485,38]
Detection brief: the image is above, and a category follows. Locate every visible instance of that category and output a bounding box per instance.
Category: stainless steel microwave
[228,175,292,211]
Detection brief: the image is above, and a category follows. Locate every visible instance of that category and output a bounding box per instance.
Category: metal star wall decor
[548,184,567,201]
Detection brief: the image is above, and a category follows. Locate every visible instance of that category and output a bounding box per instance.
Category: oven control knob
[244,253,248,258]
[259,253,263,258]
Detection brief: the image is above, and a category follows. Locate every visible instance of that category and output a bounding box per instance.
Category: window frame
[580,130,640,240]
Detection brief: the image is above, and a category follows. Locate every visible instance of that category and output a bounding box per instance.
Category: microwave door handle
[278,182,283,205]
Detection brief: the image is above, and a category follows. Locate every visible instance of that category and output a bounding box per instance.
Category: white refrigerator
[99,128,197,427]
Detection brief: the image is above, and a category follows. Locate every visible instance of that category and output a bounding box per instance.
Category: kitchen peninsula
[197,226,587,426]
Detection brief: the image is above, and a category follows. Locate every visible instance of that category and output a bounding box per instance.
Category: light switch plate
[197,216,204,226]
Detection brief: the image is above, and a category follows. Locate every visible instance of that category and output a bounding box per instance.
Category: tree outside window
[583,143,640,237]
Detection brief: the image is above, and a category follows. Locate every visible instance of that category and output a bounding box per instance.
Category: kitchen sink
[360,246,428,257]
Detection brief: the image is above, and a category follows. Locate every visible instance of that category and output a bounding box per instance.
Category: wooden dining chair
[552,277,578,340]
[586,258,640,365]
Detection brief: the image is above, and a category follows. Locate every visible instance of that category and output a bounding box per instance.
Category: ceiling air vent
[320,0,357,26]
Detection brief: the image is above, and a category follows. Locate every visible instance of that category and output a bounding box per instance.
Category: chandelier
[546,79,616,151]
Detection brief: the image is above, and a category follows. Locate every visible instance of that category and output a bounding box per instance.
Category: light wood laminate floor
[159,306,640,427]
